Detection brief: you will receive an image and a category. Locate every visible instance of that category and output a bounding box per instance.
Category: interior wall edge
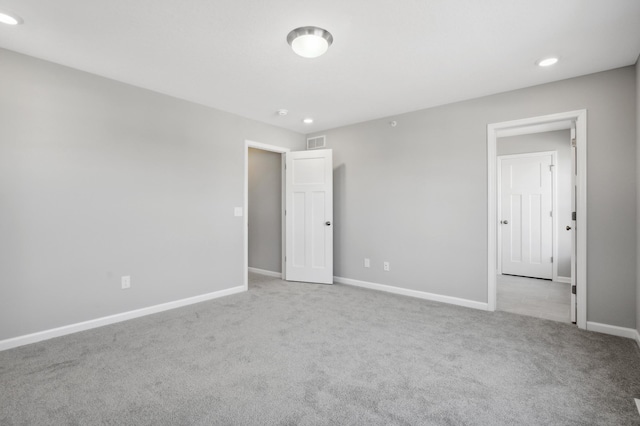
[635,55,640,338]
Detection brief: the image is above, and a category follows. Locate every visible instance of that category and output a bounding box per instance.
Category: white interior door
[570,128,577,323]
[285,149,333,284]
[499,152,554,279]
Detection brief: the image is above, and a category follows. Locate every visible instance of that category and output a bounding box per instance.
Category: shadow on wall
[333,164,346,275]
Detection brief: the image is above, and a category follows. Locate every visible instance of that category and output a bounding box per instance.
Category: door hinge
[549,211,552,217]
[571,138,576,148]
[572,211,576,221]
[571,285,576,295]
[285,256,287,262]
[550,256,553,263]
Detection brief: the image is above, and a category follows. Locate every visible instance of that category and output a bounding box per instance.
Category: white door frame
[244,140,290,290]
[497,151,558,281]
[487,110,587,329]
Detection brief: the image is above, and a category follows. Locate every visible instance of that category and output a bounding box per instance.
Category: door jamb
[497,151,558,280]
[244,140,290,291]
[487,110,587,329]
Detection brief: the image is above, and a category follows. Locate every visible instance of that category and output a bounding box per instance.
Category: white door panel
[500,153,553,279]
[292,192,306,267]
[286,149,333,284]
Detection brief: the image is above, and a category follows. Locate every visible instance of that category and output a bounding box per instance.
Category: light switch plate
[234,207,243,217]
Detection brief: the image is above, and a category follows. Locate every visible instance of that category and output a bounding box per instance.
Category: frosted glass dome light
[287,27,333,58]
[0,10,23,25]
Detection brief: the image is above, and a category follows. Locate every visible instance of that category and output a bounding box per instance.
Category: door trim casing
[497,151,558,280]
[244,140,290,291]
[487,110,587,329]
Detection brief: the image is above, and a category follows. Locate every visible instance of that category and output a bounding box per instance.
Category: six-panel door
[500,153,554,279]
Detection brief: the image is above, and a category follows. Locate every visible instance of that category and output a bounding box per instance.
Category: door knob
[566,225,571,231]
[325,221,331,226]
[501,220,509,225]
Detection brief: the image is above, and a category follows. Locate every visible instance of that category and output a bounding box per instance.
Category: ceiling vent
[307,135,326,150]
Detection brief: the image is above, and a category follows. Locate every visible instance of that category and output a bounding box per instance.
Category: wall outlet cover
[121,275,131,289]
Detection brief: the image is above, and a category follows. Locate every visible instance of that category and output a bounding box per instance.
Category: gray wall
[636,58,640,336]
[248,148,282,273]
[311,66,637,328]
[0,48,305,341]
[498,130,572,278]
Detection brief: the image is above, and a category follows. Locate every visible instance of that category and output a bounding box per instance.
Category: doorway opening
[244,140,289,290]
[497,141,569,322]
[487,110,587,329]
[243,140,335,289]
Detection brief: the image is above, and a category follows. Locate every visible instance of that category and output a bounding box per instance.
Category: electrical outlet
[121,275,131,289]
[364,258,370,268]
[383,262,390,271]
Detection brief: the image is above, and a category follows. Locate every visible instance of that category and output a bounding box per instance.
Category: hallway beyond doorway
[497,274,571,323]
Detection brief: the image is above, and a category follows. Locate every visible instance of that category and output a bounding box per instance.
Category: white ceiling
[1,0,639,134]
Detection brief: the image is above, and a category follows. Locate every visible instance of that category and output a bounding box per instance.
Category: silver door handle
[325,221,331,226]
[501,220,508,225]
[566,225,571,231]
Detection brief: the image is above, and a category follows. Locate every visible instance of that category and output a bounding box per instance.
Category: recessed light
[287,27,333,58]
[303,118,314,124]
[537,57,558,67]
[0,10,23,25]
[277,109,288,116]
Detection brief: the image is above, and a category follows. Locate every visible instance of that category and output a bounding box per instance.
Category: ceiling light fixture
[287,26,333,58]
[277,109,288,116]
[0,10,23,25]
[303,118,314,124]
[537,57,558,67]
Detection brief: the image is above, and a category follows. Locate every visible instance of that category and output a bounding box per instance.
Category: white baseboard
[555,276,571,284]
[0,285,246,352]
[586,321,639,340]
[334,276,489,311]
[635,329,640,348]
[248,267,282,278]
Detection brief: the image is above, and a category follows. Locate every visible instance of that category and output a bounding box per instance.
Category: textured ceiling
[0,0,639,133]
